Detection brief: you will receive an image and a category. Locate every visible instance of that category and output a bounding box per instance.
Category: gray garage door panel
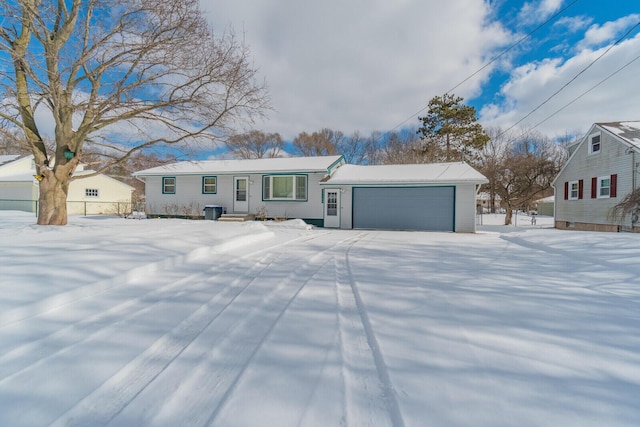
[353,187,454,231]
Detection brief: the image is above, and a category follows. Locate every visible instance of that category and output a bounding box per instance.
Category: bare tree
[491,128,567,225]
[610,188,640,227]
[0,0,269,224]
[292,130,338,157]
[225,130,284,159]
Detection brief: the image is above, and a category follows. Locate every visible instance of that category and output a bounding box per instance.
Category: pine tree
[417,94,489,163]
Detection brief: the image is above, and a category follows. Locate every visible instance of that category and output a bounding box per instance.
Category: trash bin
[203,205,224,220]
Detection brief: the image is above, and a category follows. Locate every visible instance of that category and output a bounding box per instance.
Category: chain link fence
[0,199,144,217]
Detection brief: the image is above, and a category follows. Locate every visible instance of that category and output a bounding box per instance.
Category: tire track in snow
[335,233,405,427]
[0,250,272,383]
[130,233,365,427]
[48,250,284,427]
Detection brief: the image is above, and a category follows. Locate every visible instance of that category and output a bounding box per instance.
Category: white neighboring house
[320,162,488,232]
[552,121,640,232]
[0,154,134,215]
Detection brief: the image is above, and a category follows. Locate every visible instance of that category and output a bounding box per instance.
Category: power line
[532,52,640,130]
[387,0,581,133]
[499,19,640,136]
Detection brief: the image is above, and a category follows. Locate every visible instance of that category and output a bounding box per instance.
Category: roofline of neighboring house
[552,122,640,186]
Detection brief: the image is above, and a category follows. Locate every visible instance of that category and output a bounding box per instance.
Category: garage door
[353,186,455,231]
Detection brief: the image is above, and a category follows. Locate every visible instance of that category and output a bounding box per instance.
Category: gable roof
[321,162,488,185]
[133,155,345,177]
[598,121,640,147]
[552,121,640,186]
[0,155,22,167]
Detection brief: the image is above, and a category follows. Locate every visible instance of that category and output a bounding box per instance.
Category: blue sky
[201,0,640,143]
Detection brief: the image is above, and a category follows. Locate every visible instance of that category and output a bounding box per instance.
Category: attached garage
[321,162,488,232]
[353,186,455,231]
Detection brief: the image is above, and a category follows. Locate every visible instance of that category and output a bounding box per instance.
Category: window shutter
[591,177,597,198]
[611,174,617,197]
[578,179,584,199]
[564,181,568,200]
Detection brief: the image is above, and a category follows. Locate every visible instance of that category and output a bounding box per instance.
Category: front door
[324,189,341,228]
[233,176,249,213]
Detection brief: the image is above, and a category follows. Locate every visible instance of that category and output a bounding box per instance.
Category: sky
[199,0,640,142]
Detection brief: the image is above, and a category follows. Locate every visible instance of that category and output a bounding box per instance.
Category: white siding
[554,128,634,227]
[143,172,327,221]
[67,175,133,215]
[454,184,478,233]
[0,182,38,212]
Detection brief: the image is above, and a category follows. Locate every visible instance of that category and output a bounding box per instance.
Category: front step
[218,213,255,222]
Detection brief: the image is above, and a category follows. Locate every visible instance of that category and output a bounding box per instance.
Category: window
[598,176,610,198]
[263,175,307,200]
[202,176,217,194]
[596,174,617,198]
[85,188,99,198]
[589,134,601,154]
[569,181,579,199]
[565,179,583,200]
[162,177,176,194]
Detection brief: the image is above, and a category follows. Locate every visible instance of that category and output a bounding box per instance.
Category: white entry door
[324,189,340,228]
[233,176,249,212]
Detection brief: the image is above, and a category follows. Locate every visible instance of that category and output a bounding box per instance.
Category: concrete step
[218,213,255,222]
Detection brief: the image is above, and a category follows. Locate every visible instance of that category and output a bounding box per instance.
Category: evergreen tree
[417,94,489,163]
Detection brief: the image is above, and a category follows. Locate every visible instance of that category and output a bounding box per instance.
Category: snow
[1,211,639,426]
[324,162,488,185]
[133,155,344,176]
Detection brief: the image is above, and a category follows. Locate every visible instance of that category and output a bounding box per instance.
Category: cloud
[479,32,640,138]
[200,0,511,139]
[517,0,564,26]
[554,15,593,33]
[577,14,640,50]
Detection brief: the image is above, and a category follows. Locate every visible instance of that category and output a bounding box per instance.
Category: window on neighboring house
[569,181,579,199]
[202,176,217,194]
[262,175,307,200]
[565,180,583,200]
[589,134,601,154]
[596,174,617,198]
[85,188,99,198]
[598,176,610,197]
[162,177,176,194]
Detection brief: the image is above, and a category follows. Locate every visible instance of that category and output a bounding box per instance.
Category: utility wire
[532,52,640,130]
[387,0,581,133]
[499,19,640,136]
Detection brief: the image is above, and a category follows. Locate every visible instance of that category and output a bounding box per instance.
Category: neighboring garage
[353,186,455,231]
[320,162,488,232]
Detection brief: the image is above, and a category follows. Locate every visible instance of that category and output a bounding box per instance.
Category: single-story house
[0,154,134,215]
[319,162,487,232]
[552,121,640,232]
[134,156,488,232]
[133,155,346,224]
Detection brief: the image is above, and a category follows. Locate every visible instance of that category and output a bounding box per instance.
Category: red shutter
[611,174,617,197]
[564,182,569,200]
[591,177,597,198]
[578,179,584,199]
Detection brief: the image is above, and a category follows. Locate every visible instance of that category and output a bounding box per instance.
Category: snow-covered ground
[1,211,639,427]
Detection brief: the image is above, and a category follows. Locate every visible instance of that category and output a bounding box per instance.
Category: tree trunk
[504,207,513,225]
[37,174,70,225]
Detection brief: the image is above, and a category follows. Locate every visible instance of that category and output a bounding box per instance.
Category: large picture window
[263,175,307,200]
[202,176,217,194]
[162,177,176,194]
